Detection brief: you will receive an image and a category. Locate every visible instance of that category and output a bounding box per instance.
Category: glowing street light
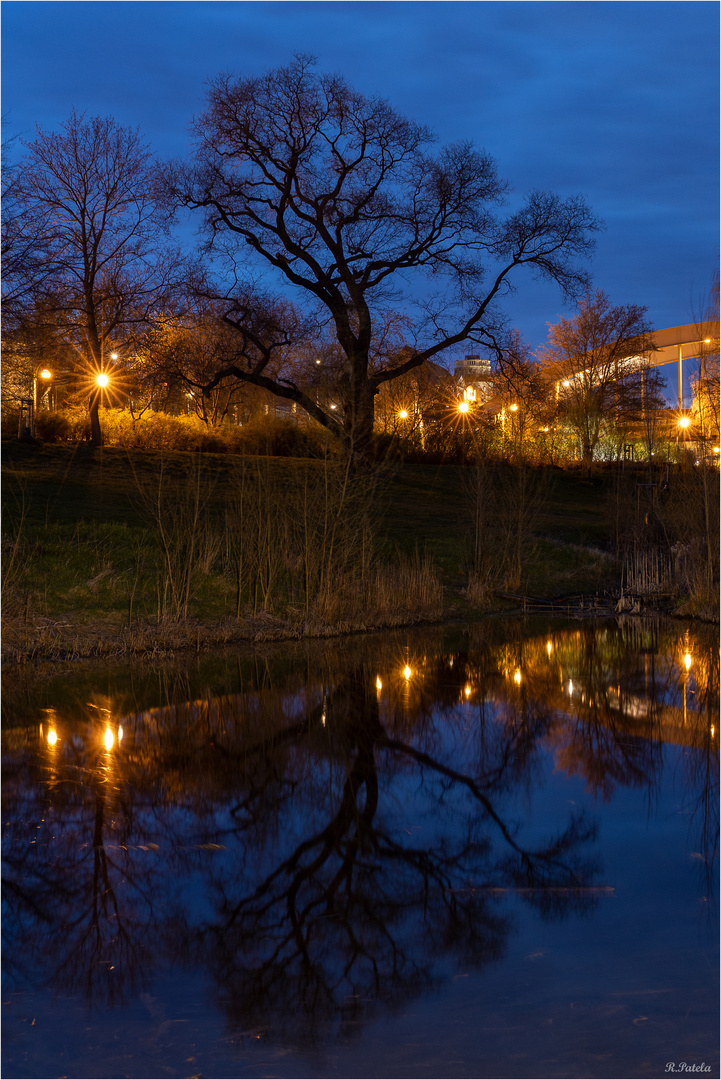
[678,416,691,430]
[457,400,469,414]
[96,372,110,388]
[398,409,408,420]
[30,367,54,426]
[403,665,412,681]
[509,403,519,412]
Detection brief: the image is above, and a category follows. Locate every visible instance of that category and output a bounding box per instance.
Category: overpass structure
[645,323,719,408]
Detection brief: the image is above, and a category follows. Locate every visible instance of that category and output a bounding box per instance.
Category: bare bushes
[223,457,441,626]
[607,461,719,617]
[312,551,443,630]
[463,460,554,602]
[661,466,720,616]
[131,456,222,621]
[22,406,331,457]
[130,454,443,631]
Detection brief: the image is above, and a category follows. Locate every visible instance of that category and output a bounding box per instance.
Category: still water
[2,617,718,1080]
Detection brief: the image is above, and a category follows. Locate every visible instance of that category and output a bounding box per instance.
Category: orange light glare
[40,369,52,380]
[403,665,412,680]
[509,403,518,412]
[464,684,471,698]
[513,670,521,685]
[678,416,691,429]
[398,410,408,420]
[104,727,114,750]
[96,373,109,388]
[376,677,382,691]
[684,652,692,671]
[47,730,58,746]
[547,640,553,657]
[457,401,469,414]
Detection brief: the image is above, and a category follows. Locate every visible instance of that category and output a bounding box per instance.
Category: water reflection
[2,618,718,1057]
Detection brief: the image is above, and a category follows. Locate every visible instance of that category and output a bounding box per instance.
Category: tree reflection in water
[1,619,717,1047]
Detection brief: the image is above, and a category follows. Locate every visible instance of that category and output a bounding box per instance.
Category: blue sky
[2,0,718,349]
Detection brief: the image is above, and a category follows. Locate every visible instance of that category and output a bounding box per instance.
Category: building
[453,354,493,403]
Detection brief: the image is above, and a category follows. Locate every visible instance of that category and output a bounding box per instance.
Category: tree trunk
[89,391,103,446]
[343,375,376,465]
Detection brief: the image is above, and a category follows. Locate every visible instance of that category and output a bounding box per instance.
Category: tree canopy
[175,55,602,458]
[537,289,658,467]
[4,110,174,443]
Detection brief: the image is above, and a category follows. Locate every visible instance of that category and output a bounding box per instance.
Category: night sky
[2,0,718,350]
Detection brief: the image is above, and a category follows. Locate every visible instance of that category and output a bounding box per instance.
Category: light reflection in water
[1,619,717,1077]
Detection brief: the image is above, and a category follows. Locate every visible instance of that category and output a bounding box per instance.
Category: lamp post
[33,368,52,414]
[89,371,110,446]
[676,413,691,463]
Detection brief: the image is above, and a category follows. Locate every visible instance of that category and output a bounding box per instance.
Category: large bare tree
[7,111,174,444]
[176,55,601,459]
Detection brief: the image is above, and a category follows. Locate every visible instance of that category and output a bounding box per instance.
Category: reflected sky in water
[2,618,718,1079]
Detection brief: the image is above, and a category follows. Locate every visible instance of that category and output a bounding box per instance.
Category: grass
[1,440,635,659]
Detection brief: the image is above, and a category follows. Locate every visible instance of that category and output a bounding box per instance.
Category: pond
[2,617,718,1080]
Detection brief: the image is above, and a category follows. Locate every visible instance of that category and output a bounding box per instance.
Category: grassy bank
[2,440,713,660]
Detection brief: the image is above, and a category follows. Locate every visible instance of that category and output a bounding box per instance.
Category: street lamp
[457,400,469,414]
[89,371,110,446]
[33,367,53,410]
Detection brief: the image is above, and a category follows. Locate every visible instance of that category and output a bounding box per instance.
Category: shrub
[34,410,74,443]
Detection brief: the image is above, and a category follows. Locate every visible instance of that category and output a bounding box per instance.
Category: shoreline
[2,593,716,665]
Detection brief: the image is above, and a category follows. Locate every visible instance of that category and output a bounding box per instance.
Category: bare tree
[537,289,657,469]
[143,296,258,426]
[7,111,174,444]
[174,55,601,460]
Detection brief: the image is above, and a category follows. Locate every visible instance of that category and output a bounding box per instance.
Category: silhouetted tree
[6,111,175,444]
[175,55,601,460]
